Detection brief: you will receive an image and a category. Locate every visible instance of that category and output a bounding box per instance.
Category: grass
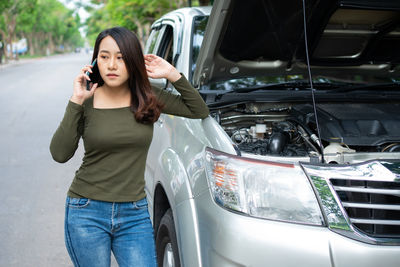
[18,54,47,59]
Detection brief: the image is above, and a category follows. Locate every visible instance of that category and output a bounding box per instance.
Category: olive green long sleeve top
[50,75,209,202]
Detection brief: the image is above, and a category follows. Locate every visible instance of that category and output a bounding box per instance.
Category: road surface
[0,53,117,266]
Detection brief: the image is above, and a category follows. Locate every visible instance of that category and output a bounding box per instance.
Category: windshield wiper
[199,81,352,102]
[217,81,342,95]
[203,81,344,102]
[328,82,400,93]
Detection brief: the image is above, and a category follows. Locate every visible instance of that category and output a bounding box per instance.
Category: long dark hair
[91,26,163,124]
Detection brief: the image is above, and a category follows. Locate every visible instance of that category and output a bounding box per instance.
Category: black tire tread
[156,209,181,267]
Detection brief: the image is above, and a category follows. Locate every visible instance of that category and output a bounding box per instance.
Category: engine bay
[210,102,400,163]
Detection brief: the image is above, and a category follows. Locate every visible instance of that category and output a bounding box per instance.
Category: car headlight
[204,147,324,225]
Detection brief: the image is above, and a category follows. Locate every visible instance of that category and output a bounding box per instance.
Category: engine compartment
[210,102,400,162]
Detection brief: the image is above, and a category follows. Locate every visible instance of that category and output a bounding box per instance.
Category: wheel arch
[153,183,171,239]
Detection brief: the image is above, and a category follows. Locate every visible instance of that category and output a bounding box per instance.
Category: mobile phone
[86,59,97,91]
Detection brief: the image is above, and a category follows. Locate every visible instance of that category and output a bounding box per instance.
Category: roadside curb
[0,57,45,70]
[0,54,72,70]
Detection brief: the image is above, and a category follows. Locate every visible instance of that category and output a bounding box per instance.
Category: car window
[145,27,161,54]
[148,24,176,90]
[191,16,209,79]
[158,25,174,65]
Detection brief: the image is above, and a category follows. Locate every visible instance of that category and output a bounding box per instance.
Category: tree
[17,0,83,56]
[84,0,214,47]
[0,0,36,61]
[85,0,189,47]
[17,0,39,56]
[0,0,83,63]
[0,34,3,64]
[107,0,182,46]
[85,4,114,46]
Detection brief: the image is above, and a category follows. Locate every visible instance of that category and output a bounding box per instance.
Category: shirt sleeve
[50,101,84,163]
[152,75,209,119]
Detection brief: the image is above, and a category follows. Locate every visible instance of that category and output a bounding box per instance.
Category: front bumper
[191,189,400,267]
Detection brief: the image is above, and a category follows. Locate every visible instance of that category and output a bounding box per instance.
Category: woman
[50,27,209,267]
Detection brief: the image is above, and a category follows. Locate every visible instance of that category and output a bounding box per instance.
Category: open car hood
[193,0,400,87]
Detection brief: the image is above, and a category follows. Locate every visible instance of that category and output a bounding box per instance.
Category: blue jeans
[64,196,157,267]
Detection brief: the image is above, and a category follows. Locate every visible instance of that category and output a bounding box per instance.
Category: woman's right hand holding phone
[70,64,98,105]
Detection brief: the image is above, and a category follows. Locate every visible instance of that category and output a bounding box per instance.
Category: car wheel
[156,209,180,267]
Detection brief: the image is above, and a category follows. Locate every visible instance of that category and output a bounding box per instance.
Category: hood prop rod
[302,0,325,163]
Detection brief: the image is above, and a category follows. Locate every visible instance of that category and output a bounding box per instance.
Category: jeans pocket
[67,197,91,209]
[132,197,148,210]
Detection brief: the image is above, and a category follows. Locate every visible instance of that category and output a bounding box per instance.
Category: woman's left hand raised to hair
[144,54,182,83]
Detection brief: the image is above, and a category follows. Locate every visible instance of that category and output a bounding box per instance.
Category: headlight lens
[205,148,323,225]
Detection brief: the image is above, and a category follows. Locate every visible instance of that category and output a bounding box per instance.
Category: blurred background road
[0,53,92,266]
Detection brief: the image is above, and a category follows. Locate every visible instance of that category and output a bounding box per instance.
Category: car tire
[156,208,181,267]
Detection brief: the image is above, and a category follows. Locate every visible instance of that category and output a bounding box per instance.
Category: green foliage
[85,0,185,47]
[85,5,114,45]
[106,0,177,28]
[0,0,212,61]
[0,0,83,61]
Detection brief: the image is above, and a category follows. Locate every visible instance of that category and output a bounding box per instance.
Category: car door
[145,20,181,209]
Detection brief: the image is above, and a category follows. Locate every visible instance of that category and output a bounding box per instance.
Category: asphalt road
[0,53,119,266]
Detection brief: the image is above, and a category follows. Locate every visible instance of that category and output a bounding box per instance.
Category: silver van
[144,1,400,266]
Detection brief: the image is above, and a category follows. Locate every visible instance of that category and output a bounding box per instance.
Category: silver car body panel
[194,189,400,267]
[144,4,400,267]
[145,6,213,218]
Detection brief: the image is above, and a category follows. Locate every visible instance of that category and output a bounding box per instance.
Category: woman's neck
[101,82,130,97]
[94,83,131,108]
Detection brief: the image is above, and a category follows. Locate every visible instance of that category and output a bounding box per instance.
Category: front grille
[331,178,400,238]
